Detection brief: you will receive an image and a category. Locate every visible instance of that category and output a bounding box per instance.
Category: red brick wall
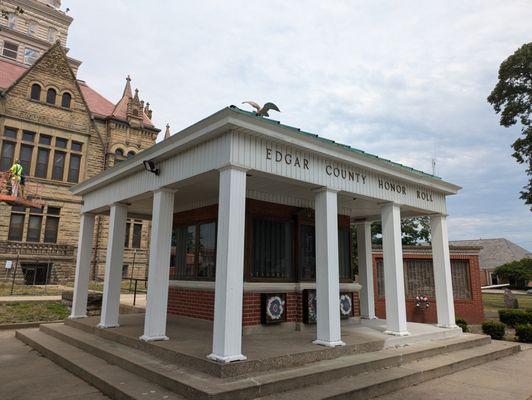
[373,252,484,324]
[167,288,355,326]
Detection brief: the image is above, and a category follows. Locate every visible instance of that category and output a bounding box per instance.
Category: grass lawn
[82,280,147,294]
[0,282,64,296]
[0,301,70,324]
[482,293,532,312]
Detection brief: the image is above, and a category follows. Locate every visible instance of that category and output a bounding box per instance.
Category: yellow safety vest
[10,163,22,178]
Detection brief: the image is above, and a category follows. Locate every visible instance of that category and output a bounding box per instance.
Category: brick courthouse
[0,0,159,283]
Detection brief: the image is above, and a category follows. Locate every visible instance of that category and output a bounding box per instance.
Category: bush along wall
[515,324,532,343]
[498,309,532,328]
[482,320,506,340]
[456,317,469,333]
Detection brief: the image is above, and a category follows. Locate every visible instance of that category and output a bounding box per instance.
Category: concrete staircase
[16,323,520,400]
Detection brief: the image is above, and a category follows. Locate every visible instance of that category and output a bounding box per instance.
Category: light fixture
[143,160,160,176]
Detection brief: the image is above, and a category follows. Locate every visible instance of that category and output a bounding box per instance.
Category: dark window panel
[22,131,35,142]
[252,218,293,279]
[338,227,351,280]
[61,92,72,108]
[0,141,16,171]
[8,213,25,241]
[173,225,196,279]
[55,138,67,148]
[71,141,82,152]
[3,128,17,139]
[35,148,50,178]
[452,260,471,300]
[2,41,18,59]
[52,151,65,180]
[30,84,41,101]
[299,224,316,280]
[197,222,216,279]
[19,144,33,174]
[47,207,60,215]
[26,215,42,242]
[67,154,81,183]
[39,135,52,145]
[44,216,59,243]
[132,223,142,248]
[46,88,57,105]
[124,222,131,247]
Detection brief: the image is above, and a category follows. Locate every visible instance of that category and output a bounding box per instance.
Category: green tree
[370,216,431,246]
[351,217,431,274]
[494,258,532,289]
[487,42,532,210]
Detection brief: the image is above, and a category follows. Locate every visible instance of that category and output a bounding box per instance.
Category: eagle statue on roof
[242,101,281,117]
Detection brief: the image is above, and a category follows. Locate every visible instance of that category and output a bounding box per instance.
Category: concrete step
[17,323,501,400]
[258,340,521,399]
[15,328,186,400]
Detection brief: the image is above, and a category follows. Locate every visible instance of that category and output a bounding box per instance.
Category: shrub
[456,317,469,333]
[515,324,532,343]
[498,309,532,327]
[482,320,506,340]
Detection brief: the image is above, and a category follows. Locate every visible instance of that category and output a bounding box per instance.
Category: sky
[65,0,532,250]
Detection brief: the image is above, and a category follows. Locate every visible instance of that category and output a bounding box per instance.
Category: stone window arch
[30,83,42,101]
[61,92,72,108]
[46,88,57,105]
[127,150,136,159]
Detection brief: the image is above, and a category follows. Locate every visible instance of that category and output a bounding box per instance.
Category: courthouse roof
[449,238,532,270]
[0,57,155,128]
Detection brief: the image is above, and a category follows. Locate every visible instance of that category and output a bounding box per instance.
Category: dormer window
[61,92,72,108]
[2,41,18,60]
[30,84,41,101]
[46,88,57,105]
[24,48,39,65]
[27,21,37,36]
[47,27,58,43]
[7,13,15,29]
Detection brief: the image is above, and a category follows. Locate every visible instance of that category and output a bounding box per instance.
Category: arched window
[30,84,41,101]
[47,27,58,43]
[61,92,71,108]
[127,151,136,159]
[115,148,125,163]
[46,88,56,105]
[27,21,38,36]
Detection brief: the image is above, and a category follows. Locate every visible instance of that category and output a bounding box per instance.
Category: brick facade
[0,10,160,284]
[373,250,484,324]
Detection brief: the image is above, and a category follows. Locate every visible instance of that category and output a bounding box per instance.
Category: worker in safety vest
[9,160,22,197]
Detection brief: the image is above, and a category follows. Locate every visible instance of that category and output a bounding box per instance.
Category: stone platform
[16,314,521,400]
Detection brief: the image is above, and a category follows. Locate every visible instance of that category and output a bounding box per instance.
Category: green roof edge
[228,105,442,180]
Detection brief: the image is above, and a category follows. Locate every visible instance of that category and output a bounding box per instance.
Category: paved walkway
[377,344,532,400]
[0,330,109,400]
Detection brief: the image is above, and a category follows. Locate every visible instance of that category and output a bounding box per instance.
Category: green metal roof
[228,105,441,180]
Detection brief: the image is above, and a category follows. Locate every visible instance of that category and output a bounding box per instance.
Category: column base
[68,314,87,320]
[97,323,120,329]
[437,323,458,329]
[139,335,169,342]
[383,330,410,336]
[361,316,378,320]
[313,339,346,347]
[207,353,247,363]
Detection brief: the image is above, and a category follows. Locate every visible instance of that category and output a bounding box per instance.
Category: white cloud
[65,0,532,249]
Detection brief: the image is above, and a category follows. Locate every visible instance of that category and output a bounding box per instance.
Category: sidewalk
[376,344,532,400]
[0,329,109,400]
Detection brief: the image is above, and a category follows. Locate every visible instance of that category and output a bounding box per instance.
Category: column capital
[312,186,339,194]
[110,202,129,209]
[217,163,249,173]
[152,187,177,195]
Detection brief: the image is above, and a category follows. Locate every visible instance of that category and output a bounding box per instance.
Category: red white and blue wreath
[266,295,286,320]
[339,294,353,316]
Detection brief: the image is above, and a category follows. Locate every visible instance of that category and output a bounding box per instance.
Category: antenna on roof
[431,141,437,176]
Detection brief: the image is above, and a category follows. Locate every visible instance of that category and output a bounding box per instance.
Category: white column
[140,189,175,341]
[98,203,127,328]
[70,213,95,319]
[314,188,344,347]
[356,222,376,319]
[208,166,247,363]
[431,214,457,328]
[381,203,409,336]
